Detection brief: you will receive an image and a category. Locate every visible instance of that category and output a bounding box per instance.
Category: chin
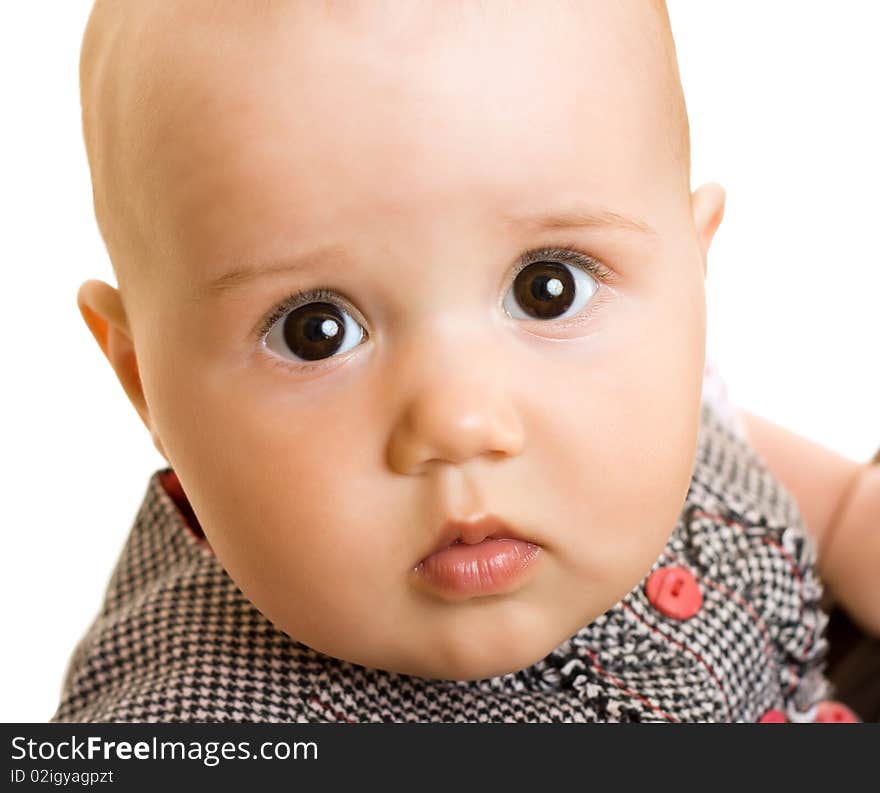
[374,629,561,682]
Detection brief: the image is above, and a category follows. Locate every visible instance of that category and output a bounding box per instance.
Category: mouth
[412,514,542,599]
[416,514,538,564]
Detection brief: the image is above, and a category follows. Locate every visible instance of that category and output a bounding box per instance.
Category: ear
[77,279,169,462]
[690,182,726,276]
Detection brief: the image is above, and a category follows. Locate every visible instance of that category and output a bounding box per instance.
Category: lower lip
[413,538,541,599]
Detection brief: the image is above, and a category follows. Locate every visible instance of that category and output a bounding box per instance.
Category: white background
[1,2,878,722]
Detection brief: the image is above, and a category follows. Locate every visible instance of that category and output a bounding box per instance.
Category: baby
[53,0,878,722]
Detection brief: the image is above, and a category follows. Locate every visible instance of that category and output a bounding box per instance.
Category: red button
[645,566,702,620]
[814,701,860,723]
[758,709,787,723]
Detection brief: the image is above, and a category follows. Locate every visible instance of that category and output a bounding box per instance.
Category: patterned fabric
[51,401,832,723]
[701,356,748,441]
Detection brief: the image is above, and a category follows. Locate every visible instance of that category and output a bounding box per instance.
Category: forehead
[129,1,683,278]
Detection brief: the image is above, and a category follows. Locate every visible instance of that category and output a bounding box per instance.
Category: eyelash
[509,245,614,292]
[255,244,615,345]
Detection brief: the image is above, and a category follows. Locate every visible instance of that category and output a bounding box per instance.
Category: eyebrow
[202,205,656,296]
[202,244,349,297]
[503,205,658,237]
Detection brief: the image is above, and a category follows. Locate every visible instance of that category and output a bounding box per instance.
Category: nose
[387,376,525,474]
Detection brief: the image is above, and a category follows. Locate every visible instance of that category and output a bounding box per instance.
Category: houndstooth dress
[50,399,835,723]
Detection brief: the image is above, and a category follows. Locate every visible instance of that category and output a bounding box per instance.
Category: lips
[417,514,536,565]
[413,514,542,599]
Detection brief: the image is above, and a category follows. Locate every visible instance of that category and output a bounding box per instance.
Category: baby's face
[115,1,707,679]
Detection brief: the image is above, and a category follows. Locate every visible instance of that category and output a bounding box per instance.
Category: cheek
[195,402,398,652]
[197,394,381,549]
[528,268,703,588]
[146,347,393,613]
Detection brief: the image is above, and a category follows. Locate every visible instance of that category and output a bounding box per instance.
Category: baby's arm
[738,409,880,636]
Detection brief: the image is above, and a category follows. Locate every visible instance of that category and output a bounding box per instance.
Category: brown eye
[264,301,365,362]
[503,259,598,321]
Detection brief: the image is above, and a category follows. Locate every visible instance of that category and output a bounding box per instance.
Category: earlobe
[690,182,726,275]
[77,279,154,441]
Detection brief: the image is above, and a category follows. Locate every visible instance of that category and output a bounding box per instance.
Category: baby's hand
[819,459,880,635]
[739,409,880,636]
